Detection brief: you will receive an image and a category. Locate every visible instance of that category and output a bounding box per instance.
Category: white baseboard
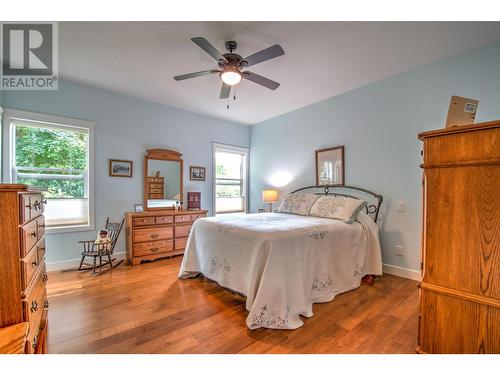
[46,252,126,272]
[383,263,420,281]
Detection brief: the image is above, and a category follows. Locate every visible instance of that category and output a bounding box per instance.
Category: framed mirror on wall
[315,145,345,186]
[144,149,183,210]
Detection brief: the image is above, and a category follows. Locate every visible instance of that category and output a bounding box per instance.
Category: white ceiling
[59,22,500,125]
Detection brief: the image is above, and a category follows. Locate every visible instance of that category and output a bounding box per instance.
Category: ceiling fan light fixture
[220,67,242,86]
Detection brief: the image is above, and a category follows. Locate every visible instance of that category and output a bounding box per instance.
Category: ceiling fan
[173,37,284,100]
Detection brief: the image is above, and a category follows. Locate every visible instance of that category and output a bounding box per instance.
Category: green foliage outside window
[15,126,87,199]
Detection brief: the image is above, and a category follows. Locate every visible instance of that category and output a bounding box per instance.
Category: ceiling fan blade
[191,37,227,62]
[219,83,231,99]
[243,71,280,90]
[243,44,284,67]
[173,70,219,81]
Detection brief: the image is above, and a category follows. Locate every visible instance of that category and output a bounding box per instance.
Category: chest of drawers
[417,121,500,353]
[0,184,48,354]
[125,209,207,266]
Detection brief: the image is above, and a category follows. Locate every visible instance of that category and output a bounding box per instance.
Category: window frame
[212,142,249,215]
[2,108,95,233]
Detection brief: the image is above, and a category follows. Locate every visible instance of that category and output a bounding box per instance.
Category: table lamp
[262,189,278,212]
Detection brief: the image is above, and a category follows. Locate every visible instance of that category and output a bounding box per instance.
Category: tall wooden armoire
[417,120,500,353]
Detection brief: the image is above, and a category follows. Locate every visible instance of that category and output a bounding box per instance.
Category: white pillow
[276,193,320,216]
[309,196,366,223]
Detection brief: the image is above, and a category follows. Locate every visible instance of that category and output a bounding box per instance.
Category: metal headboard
[290,185,384,223]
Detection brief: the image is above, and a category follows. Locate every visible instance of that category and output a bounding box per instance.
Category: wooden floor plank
[46,256,419,354]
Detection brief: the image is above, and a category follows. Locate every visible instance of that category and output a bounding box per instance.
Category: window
[213,143,249,215]
[3,109,94,232]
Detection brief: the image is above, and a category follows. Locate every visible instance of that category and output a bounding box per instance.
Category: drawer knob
[31,259,38,267]
[150,247,159,252]
[142,219,147,222]
[42,273,48,282]
[41,199,47,205]
[30,231,37,237]
[150,233,159,239]
[39,223,45,228]
[31,300,38,313]
[44,300,49,309]
[32,335,38,349]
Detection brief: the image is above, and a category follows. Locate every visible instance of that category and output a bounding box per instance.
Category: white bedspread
[179,212,382,330]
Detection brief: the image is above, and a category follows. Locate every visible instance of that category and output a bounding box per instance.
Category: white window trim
[2,108,95,234]
[212,142,249,215]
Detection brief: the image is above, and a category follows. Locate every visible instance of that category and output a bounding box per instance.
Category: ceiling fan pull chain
[234,87,236,101]
[227,96,230,109]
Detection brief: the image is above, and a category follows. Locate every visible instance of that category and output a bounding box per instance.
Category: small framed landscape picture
[109,159,133,177]
[190,166,206,181]
[133,204,144,212]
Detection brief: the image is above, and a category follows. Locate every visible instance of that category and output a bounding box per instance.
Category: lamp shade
[262,189,279,203]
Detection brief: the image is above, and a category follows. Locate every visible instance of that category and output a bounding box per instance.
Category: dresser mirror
[144,149,183,210]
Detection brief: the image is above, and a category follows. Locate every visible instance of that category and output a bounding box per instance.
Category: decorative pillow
[309,196,366,223]
[276,193,320,216]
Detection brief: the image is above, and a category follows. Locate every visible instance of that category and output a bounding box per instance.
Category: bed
[179,185,383,330]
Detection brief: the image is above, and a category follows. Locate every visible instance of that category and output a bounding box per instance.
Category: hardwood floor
[46,256,419,354]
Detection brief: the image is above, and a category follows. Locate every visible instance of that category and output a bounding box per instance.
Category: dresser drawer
[25,291,47,354]
[36,215,45,240]
[175,237,188,251]
[155,215,173,224]
[191,213,207,221]
[21,219,39,258]
[133,216,155,226]
[149,183,163,189]
[20,193,45,224]
[175,224,192,238]
[37,238,46,265]
[21,246,40,291]
[133,226,173,243]
[149,188,163,194]
[147,178,163,184]
[149,193,164,199]
[22,264,47,332]
[34,308,48,354]
[134,239,173,257]
[175,214,191,223]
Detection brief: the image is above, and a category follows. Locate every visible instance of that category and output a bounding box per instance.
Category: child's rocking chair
[77,217,124,274]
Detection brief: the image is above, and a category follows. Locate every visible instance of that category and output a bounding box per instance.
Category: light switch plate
[396,201,406,212]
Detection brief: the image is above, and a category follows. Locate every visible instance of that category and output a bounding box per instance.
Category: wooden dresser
[146,176,164,200]
[0,184,49,354]
[417,120,500,353]
[125,209,207,266]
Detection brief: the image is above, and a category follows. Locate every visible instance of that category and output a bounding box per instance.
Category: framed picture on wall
[109,159,133,177]
[315,145,345,186]
[190,166,206,181]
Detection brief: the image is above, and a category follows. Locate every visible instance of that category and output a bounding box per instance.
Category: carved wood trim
[145,149,183,161]
[420,158,500,169]
[418,119,500,140]
[420,282,500,309]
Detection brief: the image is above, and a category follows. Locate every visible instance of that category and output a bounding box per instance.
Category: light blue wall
[1,80,250,267]
[250,42,500,272]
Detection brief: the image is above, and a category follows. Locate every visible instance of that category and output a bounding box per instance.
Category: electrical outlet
[395,245,405,256]
[396,201,406,212]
